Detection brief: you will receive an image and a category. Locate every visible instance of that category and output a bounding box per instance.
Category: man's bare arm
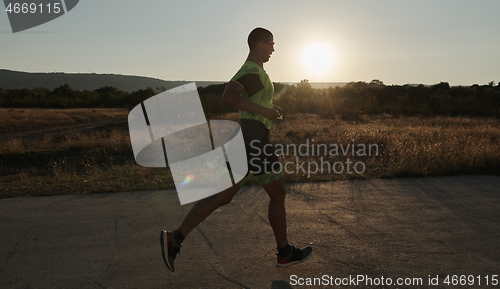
[222,81,281,121]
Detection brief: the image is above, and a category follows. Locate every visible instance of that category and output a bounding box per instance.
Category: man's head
[247,27,274,63]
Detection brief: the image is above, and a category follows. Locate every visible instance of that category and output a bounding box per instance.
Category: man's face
[262,36,275,63]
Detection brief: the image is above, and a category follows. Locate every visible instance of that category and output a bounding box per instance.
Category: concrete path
[1,175,499,288]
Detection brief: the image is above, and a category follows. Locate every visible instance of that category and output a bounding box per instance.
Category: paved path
[1,175,499,288]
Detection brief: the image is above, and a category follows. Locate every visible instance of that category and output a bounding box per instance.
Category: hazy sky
[1,0,499,85]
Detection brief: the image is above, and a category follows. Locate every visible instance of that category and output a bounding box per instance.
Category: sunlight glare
[301,43,335,77]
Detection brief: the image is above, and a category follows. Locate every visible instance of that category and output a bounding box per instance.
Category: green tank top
[230,61,274,129]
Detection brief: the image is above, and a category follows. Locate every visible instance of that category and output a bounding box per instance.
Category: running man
[161,27,312,272]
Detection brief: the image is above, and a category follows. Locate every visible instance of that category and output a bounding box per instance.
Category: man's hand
[261,107,282,121]
[273,105,283,119]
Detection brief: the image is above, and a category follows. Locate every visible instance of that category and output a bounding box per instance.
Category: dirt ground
[1,175,499,288]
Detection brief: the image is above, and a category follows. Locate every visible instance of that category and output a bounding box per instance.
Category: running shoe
[160,230,181,272]
[276,245,313,268]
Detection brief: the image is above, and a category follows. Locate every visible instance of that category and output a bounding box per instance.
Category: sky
[1,0,499,86]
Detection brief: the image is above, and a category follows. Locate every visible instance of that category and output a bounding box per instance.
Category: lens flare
[179,173,195,188]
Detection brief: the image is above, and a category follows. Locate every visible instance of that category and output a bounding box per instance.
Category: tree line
[273,80,500,119]
[0,84,155,109]
[1,80,499,118]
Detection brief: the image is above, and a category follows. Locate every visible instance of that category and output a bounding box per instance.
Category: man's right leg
[162,183,241,272]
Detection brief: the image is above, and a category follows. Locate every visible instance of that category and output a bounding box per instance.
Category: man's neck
[246,52,264,68]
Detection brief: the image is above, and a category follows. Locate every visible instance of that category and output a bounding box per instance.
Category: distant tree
[432,82,450,90]
[369,79,384,87]
[52,83,74,96]
[154,86,167,93]
[92,86,128,107]
[345,81,368,90]
[273,82,289,97]
[296,79,312,90]
[127,87,155,109]
[198,83,226,97]
[94,86,118,95]
[294,79,313,102]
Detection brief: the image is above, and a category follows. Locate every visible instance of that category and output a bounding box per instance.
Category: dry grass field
[0,108,127,135]
[272,113,500,181]
[1,109,499,198]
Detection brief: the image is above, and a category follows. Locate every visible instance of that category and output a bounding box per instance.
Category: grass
[272,113,500,182]
[1,109,499,198]
[1,122,175,198]
[0,108,128,134]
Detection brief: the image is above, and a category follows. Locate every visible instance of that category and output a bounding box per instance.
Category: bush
[1,81,499,118]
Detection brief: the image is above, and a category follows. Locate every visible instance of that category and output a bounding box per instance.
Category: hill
[0,69,225,92]
[0,69,346,92]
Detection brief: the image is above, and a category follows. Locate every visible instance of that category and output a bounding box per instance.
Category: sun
[301,43,336,77]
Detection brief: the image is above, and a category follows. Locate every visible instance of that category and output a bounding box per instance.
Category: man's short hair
[248,27,273,49]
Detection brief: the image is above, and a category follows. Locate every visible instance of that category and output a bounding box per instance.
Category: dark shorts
[237,119,283,185]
